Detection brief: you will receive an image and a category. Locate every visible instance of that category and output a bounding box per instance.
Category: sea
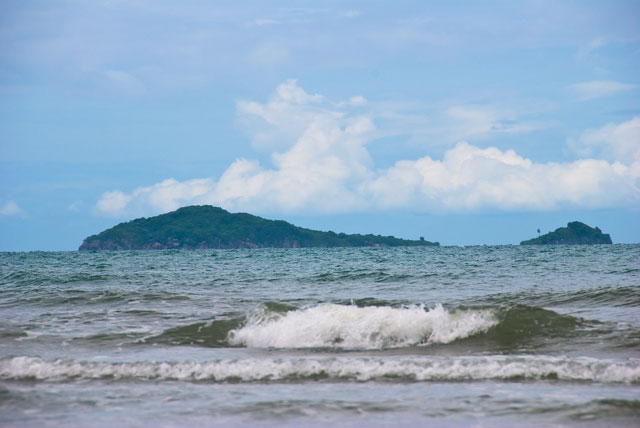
[1,245,639,427]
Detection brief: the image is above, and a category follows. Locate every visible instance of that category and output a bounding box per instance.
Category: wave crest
[228,304,497,349]
[2,356,638,384]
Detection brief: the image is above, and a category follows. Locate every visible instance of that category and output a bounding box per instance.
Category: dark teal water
[1,246,639,427]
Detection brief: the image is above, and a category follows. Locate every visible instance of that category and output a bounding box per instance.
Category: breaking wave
[140,303,597,351]
[2,355,638,384]
[228,303,497,349]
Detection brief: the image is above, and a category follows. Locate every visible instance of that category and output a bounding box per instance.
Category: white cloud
[96,191,132,217]
[0,201,23,216]
[349,96,367,105]
[236,79,334,151]
[336,96,367,108]
[569,80,637,101]
[96,81,640,218]
[96,178,215,218]
[367,142,635,212]
[573,116,640,166]
[209,113,375,213]
[68,200,84,212]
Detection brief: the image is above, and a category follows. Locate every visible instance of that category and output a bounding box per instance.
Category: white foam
[2,356,639,384]
[228,303,497,349]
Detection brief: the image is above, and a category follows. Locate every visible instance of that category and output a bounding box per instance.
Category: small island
[79,205,439,250]
[520,221,612,245]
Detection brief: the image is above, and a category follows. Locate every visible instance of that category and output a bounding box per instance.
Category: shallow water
[1,245,639,426]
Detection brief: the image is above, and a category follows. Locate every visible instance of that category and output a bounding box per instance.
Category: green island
[520,221,612,245]
[79,205,439,250]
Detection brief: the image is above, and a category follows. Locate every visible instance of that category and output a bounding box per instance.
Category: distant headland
[79,205,439,250]
[520,221,612,245]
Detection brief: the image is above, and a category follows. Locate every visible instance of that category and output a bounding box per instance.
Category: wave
[2,355,638,384]
[476,286,640,308]
[305,270,414,284]
[555,286,640,307]
[141,303,594,351]
[145,318,244,347]
[10,289,192,308]
[475,305,582,347]
[567,399,640,421]
[228,303,497,349]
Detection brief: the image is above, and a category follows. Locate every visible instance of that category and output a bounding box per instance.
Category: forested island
[79,205,439,250]
[520,221,612,245]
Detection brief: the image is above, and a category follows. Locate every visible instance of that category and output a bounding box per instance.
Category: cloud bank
[96,81,640,218]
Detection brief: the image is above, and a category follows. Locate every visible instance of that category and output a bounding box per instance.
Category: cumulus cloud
[571,116,640,183]
[574,116,640,162]
[0,201,23,216]
[569,80,637,101]
[96,178,215,217]
[367,142,634,211]
[208,113,375,213]
[236,79,327,150]
[96,81,640,218]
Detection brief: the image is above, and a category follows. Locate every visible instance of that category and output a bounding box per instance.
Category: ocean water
[1,245,639,427]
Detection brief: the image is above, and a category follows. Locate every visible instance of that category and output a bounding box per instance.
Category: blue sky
[1,0,639,250]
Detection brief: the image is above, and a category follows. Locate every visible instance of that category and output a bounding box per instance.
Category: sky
[1,0,639,251]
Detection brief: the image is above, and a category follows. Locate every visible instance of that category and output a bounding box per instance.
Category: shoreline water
[1,246,639,427]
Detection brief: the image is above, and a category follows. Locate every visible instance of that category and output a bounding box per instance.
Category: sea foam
[227,303,497,349]
[2,356,638,384]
